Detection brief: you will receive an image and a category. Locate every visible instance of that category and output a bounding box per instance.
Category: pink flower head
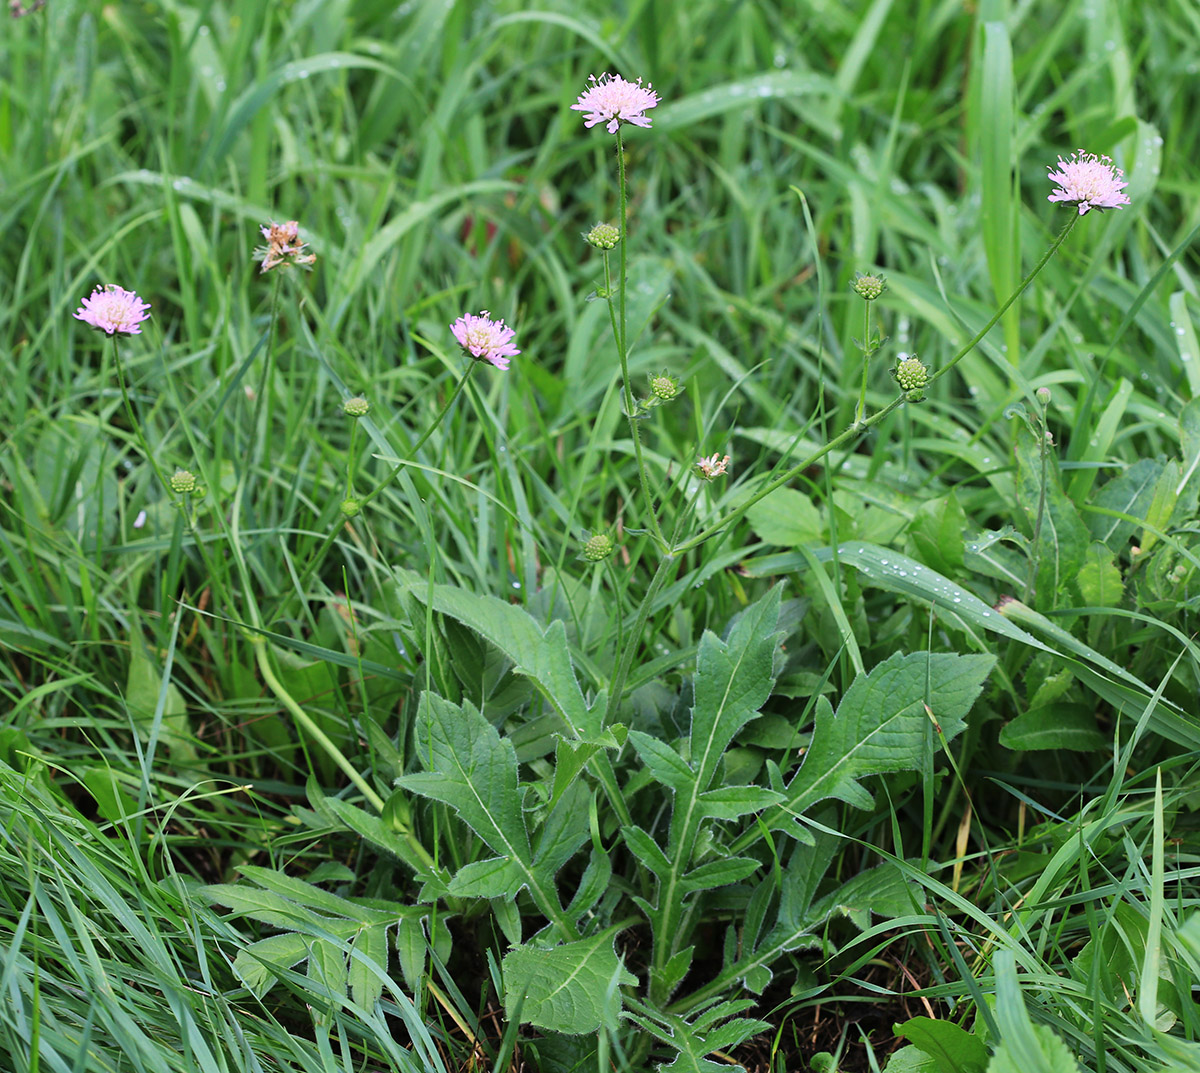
[695,453,731,481]
[1047,150,1130,216]
[73,285,151,335]
[450,310,519,371]
[572,73,660,135]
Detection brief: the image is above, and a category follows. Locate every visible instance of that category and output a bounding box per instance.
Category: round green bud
[340,497,362,518]
[170,468,197,495]
[585,222,621,250]
[894,356,929,394]
[583,533,614,562]
[1036,387,1052,406]
[852,273,886,301]
[343,396,370,418]
[650,374,679,401]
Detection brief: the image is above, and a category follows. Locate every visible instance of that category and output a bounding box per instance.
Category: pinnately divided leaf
[779,651,994,824]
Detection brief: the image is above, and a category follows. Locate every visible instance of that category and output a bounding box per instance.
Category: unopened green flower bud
[170,468,197,495]
[340,497,362,518]
[583,533,614,562]
[853,273,886,301]
[649,373,679,401]
[893,356,929,395]
[585,222,621,250]
[1036,387,1052,406]
[343,396,370,418]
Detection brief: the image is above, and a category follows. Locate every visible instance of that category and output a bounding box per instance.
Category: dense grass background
[4,0,1200,1070]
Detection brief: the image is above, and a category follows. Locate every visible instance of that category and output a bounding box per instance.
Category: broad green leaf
[1137,459,1180,557]
[780,651,994,821]
[808,860,919,932]
[392,568,601,739]
[813,543,1200,752]
[1075,542,1123,607]
[999,706,1107,752]
[533,780,591,878]
[232,932,312,997]
[502,929,634,1035]
[397,694,572,934]
[399,694,529,862]
[1088,458,1163,551]
[628,729,694,792]
[882,1046,939,1072]
[745,487,823,546]
[348,922,389,1010]
[565,849,612,925]
[1014,426,1089,609]
[908,493,968,576]
[622,825,672,879]
[679,856,761,894]
[896,1016,988,1073]
[686,587,783,804]
[696,784,784,819]
[447,857,525,899]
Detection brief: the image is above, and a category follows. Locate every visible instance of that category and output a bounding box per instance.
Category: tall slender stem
[612,128,668,551]
[855,297,872,428]
[673,213,1080,556]
[250,273,283,462]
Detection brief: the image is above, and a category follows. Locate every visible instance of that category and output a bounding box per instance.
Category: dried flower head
[852,273,886,301]
[343,396,370,418]
[695,453,731,481]
[257,220,317,273]
[582,532,615,562]
[450,310,520,371]
[1047,150,1130,216]
[585,222,621,250]
[572,73,660,134]
[74,285,152,335]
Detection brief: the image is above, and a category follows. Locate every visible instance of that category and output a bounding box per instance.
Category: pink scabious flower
[450,310,519,371]
[572,73,660,134]
[695,453,731,481]
[73,285,152,335]
[1047,150,1131,215]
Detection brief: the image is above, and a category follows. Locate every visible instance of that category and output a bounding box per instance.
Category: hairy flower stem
[610,128,668,552]
[673,213,1080,557]
[112,336,169,492]
[250,272,283,463]
[854,297,872,428]
[268,364,476,628]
